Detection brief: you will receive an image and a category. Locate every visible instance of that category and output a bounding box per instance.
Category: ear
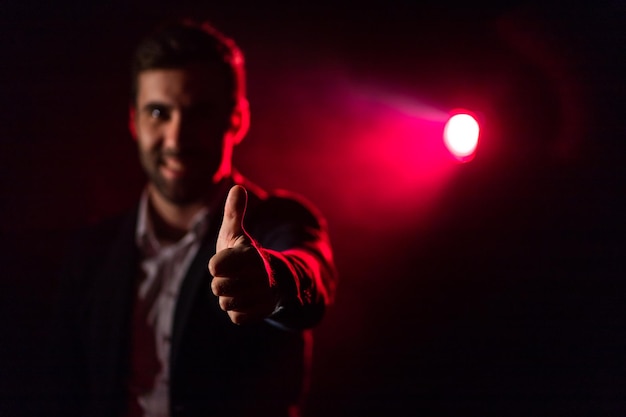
[128,105,138,140]
[228,98,250,146]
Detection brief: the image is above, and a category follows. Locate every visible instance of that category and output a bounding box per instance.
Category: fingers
[216,293,276,325]
[208,245,262,278]
[216,293,263,312]
[226,311,257,326]
[216,185,248,252]
[211,276,262,299]
[209,247,274,320]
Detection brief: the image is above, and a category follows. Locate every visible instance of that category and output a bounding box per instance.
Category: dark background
[1,0,625,416]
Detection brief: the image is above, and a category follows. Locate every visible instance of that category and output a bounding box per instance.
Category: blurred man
[53,19,336,417]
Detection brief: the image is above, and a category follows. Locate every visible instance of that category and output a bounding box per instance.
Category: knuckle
[229,311,247,325]
[218,297,230,311]
[229,312,241,324]
[210,279,220,295]
[208,256,219,276]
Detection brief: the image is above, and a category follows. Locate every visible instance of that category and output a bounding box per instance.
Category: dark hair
[130,19,246,105]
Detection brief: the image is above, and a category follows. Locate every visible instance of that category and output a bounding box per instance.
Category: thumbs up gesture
[208,185,278,324]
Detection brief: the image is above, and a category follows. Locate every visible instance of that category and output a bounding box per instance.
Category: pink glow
[237,68,471,234]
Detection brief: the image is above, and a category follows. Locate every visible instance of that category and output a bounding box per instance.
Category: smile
[160,156,187,179]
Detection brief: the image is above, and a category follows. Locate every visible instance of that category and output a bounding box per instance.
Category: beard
[139,147,223,206]
[147,171,204,205]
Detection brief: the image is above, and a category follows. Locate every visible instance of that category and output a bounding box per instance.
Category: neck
[147,186,208,243]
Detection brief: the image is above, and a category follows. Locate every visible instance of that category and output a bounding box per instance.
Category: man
[52,19,336,417]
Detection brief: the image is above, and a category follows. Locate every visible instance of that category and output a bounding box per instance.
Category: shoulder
[236,177,326,231]
[64,208,138,268]
[56,207,139,300]
[73,209,137,247]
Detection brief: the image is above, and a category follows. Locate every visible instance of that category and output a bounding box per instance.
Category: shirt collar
[136,190,209,255]
[135,189,154,252]
[135,179,234,255]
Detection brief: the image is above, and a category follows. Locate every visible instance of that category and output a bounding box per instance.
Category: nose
[163,113,183,150]
[163,112,198,150]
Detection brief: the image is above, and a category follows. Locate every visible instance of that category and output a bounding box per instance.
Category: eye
[144,104,170,121]
[151,108,163,119]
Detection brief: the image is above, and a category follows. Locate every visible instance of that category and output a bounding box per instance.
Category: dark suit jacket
[50,179,336,417]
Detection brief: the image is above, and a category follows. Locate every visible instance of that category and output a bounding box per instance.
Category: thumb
[217,185,248,251]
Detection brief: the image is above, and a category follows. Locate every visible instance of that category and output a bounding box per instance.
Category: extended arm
[208,185,337,329]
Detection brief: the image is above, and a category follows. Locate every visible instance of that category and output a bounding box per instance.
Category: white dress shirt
[133,191,211,417]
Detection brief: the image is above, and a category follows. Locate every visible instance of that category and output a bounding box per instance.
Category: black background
[1,0,625,416]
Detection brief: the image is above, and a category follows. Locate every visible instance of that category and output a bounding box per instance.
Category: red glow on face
[444,113,480,161]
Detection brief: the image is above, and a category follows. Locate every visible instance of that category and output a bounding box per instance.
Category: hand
[208,185,277,324]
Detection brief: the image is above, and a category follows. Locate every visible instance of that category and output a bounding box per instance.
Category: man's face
[132,63,236,205]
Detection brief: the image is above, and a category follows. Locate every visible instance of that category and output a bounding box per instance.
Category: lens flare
[444,113,480,161]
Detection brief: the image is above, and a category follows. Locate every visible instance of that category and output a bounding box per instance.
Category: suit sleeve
[245,194,337,330]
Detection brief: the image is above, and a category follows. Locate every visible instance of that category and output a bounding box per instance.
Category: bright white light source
[444,113,480,161]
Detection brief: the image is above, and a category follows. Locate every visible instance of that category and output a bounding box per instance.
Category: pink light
[444,113,480,161]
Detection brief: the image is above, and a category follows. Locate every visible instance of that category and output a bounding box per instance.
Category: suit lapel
[169,205,224,370]
[170,178,235,369]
